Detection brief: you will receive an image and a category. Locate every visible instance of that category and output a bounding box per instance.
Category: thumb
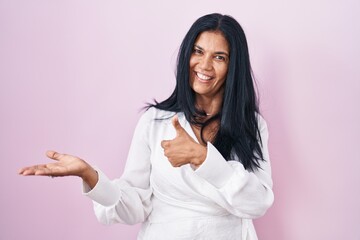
[46,150,63,161]
[172,115,185,134]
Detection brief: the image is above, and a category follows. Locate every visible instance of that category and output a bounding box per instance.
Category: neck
[195,93,223,116]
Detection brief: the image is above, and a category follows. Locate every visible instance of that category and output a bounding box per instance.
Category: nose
[198,55,213,71]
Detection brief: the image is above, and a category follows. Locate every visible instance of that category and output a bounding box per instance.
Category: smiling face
[189,31,230,101]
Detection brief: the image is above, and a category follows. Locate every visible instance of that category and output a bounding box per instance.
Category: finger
[23,163,61,176]
[18,165,39,174]
[171,115,185,134]
[34,167,57,176]
[161,140,170,149]
[19,164,47,175]
[46,150,63,161]
[18,167,29,174]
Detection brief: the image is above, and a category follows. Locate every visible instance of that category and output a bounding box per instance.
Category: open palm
[19,151,88,177]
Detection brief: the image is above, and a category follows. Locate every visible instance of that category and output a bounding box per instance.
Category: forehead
[194,31,229,53]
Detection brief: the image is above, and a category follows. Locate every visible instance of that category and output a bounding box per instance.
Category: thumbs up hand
[161,115,207,168]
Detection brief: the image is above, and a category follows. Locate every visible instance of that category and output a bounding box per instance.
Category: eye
[215,55,226,61]
[193,48,203,55]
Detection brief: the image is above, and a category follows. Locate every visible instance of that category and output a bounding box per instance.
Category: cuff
[194,142,235,188]
[82,167,121,206]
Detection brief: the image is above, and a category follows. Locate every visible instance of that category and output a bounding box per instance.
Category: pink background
[1,1,359,239]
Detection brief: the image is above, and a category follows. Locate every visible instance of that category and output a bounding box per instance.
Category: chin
[193,89,210,97]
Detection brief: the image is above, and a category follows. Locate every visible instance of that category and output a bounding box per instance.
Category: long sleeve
[82,110,153,225]
[180,116,274,219]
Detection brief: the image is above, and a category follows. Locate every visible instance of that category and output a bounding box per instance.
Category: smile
[196,72,213,81]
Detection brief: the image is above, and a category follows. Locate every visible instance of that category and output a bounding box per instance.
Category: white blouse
[83,107,274,240]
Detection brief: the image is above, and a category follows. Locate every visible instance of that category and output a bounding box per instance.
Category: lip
[195,71,214,83]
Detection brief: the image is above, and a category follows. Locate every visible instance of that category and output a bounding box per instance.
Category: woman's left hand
[161,115,207,168]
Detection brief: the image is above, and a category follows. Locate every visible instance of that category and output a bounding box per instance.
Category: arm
[82,110,153,225]
[19,109,154,225]
[181,117,274,219]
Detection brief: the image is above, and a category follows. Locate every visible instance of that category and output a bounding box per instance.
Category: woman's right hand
[18,151,98,189]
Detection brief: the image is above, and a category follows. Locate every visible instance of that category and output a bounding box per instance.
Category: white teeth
[196,72,212,80]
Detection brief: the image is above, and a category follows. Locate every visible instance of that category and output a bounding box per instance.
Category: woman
[19,13,274,240]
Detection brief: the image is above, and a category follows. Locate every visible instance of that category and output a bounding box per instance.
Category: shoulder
[139,106,177,123]
[132,107,177,139]
[256,113,268,132]
[135,107,177,141]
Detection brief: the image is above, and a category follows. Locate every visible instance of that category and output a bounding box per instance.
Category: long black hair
[147,13,264,171]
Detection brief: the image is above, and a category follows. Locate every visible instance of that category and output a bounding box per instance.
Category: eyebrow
[194,45,229,56]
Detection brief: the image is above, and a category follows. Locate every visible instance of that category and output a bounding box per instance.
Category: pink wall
[1,1,359,239]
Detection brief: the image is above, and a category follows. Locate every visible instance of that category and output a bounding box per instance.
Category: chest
[147,119,202,201]
[191,120,219,146]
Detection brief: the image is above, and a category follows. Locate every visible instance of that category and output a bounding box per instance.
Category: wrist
[191,144,207,167]
[80,162,98,189]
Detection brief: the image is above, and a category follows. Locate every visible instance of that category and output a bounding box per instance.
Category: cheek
[189,56,197,68]
[189,70,196,88]
[216,65,228,81]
